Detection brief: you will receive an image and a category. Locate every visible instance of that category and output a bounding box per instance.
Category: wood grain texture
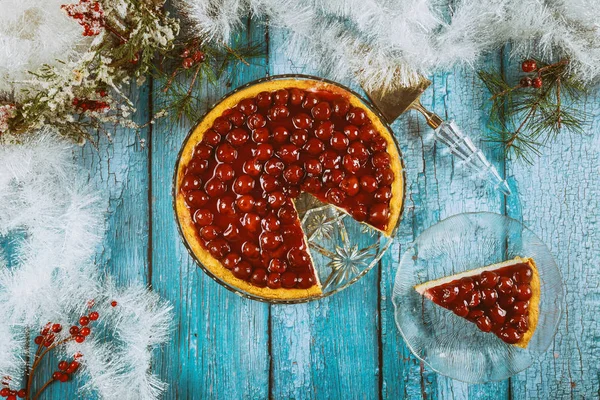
[149,19,270,400]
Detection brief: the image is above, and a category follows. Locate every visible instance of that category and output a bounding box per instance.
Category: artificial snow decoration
[0,0,89,98]
[0,134,172,399]
[180,0,600,90]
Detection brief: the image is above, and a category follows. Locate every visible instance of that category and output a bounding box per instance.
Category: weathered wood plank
[268,27,380,399]
[380,59,511,399]
[506,67,600,398]
[149,19,270,399]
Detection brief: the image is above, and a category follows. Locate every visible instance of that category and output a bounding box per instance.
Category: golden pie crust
[175,78,405,300]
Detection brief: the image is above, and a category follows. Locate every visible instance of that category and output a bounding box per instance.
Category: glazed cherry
[252,127,270,143]
[322,169,344,188]
[513,265,533,283]
[513,283,532,301]
[342,155,361,173]
[480,271,499,288]
[251,269,268,287]
[223,253,241,269]
[377,168,395,185]
[227,109,245,127]
[267,272,282,288]
[217,196,236,216]
[315,121,334,140]
[272,126,290,143]
[237,98,257,115]
[265,158,285,176]
[513,301,529,315]
[332,97,350,116]
[243,158,262,177]
[326,188,346,205]
[369,204,389,226]
[185,190,209,208]
[215,164,235,182]
[233,175,255,194]
[269,105,290,121]
[302,93,319,109]
[481,288,498,307]
[304,159,323,176]
[340,176,360,196]
[459,277,475,294]
[360,175,378,193]
[319,150,341,169]
[268,191,286,209]
[465,291,481,307]
[187,159,209,174]
[277,144,300,163]
[297,272,316,289]
[268,258,287,273]
[204,178,225,197]
[342,125,359,141]
[241,213,261,233]
[453,304,469,317]
[374,187,392,202]
[441,286,459,303]
[273,89,289,105]
[260,232,283,250]
[290,129,308,146]
[262,214,281,232]
[207,239,230,259]
[202,130,222,147]
[216,143,237,163]
[509,315,528,332]
[498,294,515,309]
[497,327,522,344]
[213,116,232,134]
[254,199,268,216]
[227,128,249,146]
[346,107,368,125]
[496,276,514,294]
[311,102,331,120]
[350,204,368,222]
[292,113,313,129]
[182,175,202,191]
[289,88,305,105]
[302,177,322,193]
[281,271,298,288]
[194,209,214,226]
[247,113,267,129]
[476,316,493,332]
[256,91,272,108]
[359,125,377,142]
[283,165,304,185]
[241,241,260,259]
[304,138,324,155]
[348,142,370,162]
[200,225,221,240]
[372,152,391,168]
[255,143,274,161]
[330,132,349,150]
[488,304,507,325]
[370,136,387,152]
[233,261,253,280]
[260,174,280,192]
[288,248,310,267]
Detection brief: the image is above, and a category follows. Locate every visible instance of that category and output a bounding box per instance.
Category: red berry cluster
[52,356,81,384]
[72,98,110,113]
[33,322,63,347]
[68,309,100,344]
[61,0,105,36]
[520,59,543,89]
[0,377,25,400]
[180,45,206,70]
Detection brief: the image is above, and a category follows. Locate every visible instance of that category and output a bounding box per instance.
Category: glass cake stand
[392,212,563,383]
[173,74,406,304]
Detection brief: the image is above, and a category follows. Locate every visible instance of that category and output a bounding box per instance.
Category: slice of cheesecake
[415,257,540,348]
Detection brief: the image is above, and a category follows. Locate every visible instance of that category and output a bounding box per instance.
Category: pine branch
[478,58,587,162]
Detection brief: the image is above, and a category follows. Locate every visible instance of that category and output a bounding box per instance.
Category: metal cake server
[365,77,511,196]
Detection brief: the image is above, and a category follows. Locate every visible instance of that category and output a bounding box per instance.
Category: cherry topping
[340,176,360,196]
[223,253,241,269]
[346,107,369,125]
[227,128,249,146]
[350,204,368,222]
[240,213,261,233]
[304,138,325,155]
[359,125,377,142]
[311,102,332,121]
[233,261,253,280]
[326,188,346,205]
[260,232,283,250]
[182,176,202,191]
[514,283,532,301]
[332,97,350,116]
[277,144,300,163]
[241,241,260,259]
[319,150,341,169]
[216,143,237,163]
[297,272,316,289]
[194,209,214,226]
[256,92,272,108]
[247,113,267,129]
[497,327,522,344]
[243,158,262,177]
[262,214,281,232]
[315,121,334,140]
[267,272,282,289]
[292,113,313,129]
[342,155,361,173]
[213,116,232,134]
[215,164,235,182]
[200,225,221,240]
[273,89,289,105]
[252,127,270,143]
[283,165,305,185]
[281,271,298,288]
[360,176,378,193]
[272,126,290,143]
[330,132,349,150]
[476,316,493,332]
[237,98,257,115]
[302,93,319,109]
[269,105,290,121]
[207,239,230,259]
[187,159,209,175]
[267,191,286,209]
[290,129,308,146]
[372,152,391,168]
[289,88,305,105]
[251,269,268,287]
[227,109,245,127]
[369,204,389,226]
[260,174,280,192]
[233,175,255,194]
[185,190,209,208]
[496,276,514,294]
[348,141,370,162]
[255,143,274,161]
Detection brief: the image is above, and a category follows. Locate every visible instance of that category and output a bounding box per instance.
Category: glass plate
[392,212,563,383]
[173,74,406,303]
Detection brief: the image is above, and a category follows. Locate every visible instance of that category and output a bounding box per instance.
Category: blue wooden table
[58,20,600,399]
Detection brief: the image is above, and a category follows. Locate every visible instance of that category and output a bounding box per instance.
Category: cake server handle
[410,100,512,196]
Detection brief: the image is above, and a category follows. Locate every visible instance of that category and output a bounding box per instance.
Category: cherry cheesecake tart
[415,257,540,348]
[175,77,404,300]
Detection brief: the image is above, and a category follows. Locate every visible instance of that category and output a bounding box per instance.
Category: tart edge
[176,78,404,299]
[414,256,540,348]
